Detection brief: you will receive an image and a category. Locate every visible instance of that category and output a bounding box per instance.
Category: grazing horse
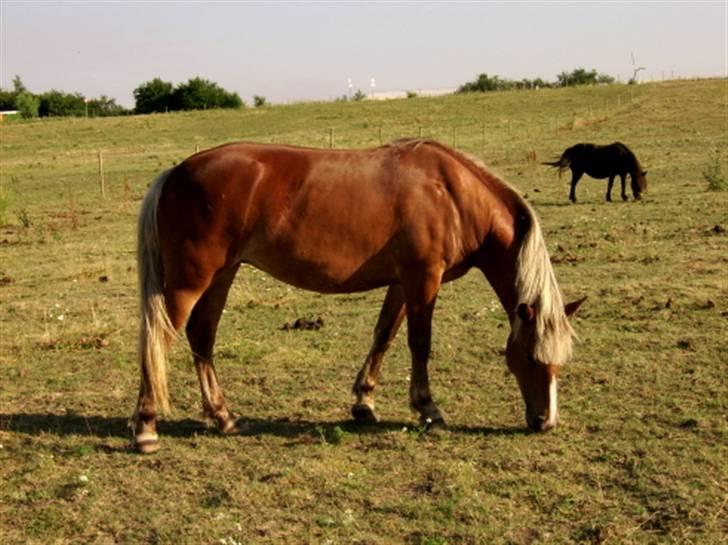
[543,142,647,202]
[132,139,586,453]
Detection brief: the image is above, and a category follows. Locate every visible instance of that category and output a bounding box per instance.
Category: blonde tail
[137,170,177,415]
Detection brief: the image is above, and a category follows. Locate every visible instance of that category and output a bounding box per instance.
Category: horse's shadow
[0,412,526,448]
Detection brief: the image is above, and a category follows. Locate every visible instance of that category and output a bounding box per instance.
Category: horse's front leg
[569,170,583,203]
[620,174,628,201]
[186,266,241,434]
[352,285,406,424]
[404,271,445,428]
[606,176,615,202]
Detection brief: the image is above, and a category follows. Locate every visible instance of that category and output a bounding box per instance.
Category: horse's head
[505,297,586,432]
[632,169,648,199]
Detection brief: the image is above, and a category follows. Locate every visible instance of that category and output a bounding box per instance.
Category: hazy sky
[1,1,726,107]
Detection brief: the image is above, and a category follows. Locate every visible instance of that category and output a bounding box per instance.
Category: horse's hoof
[133,432,160,454]
[351,403,379,424]
[219,416,241,435]
[421,416,448,432]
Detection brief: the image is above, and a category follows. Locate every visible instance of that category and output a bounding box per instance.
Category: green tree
[556,68,615,87]
[12,75,27,95]
[171,77,242,111]
[16,92,39,118]
[457,73,513,93]
[88,95,127,117]
[38,90,85,117]
[0,89,16,110]
[134,78,174,114]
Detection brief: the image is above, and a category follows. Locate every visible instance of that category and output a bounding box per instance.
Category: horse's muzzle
[527,413,558,433]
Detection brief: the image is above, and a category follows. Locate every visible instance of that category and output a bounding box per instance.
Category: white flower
[78,474,89,483]
[57,315,65,321]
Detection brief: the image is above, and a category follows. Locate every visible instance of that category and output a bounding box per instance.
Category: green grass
[1,79,726,544]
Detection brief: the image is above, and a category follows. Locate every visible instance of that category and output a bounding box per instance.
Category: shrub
[16,93,39,119]
[703,150,727,191]
[253,95,267,108]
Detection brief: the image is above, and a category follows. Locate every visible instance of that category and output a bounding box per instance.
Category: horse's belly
[241,244,397,294]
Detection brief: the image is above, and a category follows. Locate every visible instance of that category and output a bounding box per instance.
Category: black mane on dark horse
[543,142,647,202]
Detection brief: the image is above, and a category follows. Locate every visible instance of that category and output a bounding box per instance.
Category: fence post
[378,126,382,145]
[329,128,334,148]
[98,151,105,198]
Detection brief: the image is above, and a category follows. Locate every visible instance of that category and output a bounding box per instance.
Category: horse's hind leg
[606,176,615,202]
[132,288,200,453]
[569,171,583,202]
[186,265,241,434]
[352,285,406,424]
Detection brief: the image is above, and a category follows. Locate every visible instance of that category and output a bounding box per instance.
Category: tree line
[0,76,249,119]
[456,68,616,93]
[1,67,619,119]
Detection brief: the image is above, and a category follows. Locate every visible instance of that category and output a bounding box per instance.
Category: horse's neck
[476,200,523,321]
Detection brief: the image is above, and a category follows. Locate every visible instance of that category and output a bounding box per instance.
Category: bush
[556,68,614,87]
[16,93,39,119]
[38,90,86,117]
[703,150,727,191]
[253,95,267,108]
[87,95,127,117]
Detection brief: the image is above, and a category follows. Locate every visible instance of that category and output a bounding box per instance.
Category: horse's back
[155,142,488,293]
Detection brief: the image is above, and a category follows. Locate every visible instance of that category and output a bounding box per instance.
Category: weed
[703,149,727,191]
[0,195,7,225]
[16,207,31,228]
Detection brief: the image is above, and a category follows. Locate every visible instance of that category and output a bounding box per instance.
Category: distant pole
[84,98,89,118]
[418,126,423,138]
[329,128,334,148]
[378,126,382,145]
[370,77,376,99]
[195,144,200,153]
[98,151,105,198]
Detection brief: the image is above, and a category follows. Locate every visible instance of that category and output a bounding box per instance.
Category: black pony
[543,142,647,202]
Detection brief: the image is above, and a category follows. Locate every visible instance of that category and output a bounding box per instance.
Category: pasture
[1,79,726,544]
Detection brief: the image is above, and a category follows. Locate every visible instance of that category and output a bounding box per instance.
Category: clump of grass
[703,150,727,191]
[0,196,8,226]
[16,208,32,228]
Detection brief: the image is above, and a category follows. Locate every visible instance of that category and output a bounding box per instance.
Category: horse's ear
[517,303,536,323]
[564,296,588,318]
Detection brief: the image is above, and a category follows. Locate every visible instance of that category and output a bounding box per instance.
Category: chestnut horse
[132,139,585,453]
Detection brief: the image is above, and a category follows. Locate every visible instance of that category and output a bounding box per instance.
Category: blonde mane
[392,138,574,365]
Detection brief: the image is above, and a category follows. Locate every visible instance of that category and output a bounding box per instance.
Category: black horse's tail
[542,150,572,177]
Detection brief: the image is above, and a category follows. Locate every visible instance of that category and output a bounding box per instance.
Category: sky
[1,1,726,108]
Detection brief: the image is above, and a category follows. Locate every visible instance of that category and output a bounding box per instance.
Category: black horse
[543,142,647,202]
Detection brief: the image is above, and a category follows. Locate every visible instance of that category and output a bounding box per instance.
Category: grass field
[1,79,726,544]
